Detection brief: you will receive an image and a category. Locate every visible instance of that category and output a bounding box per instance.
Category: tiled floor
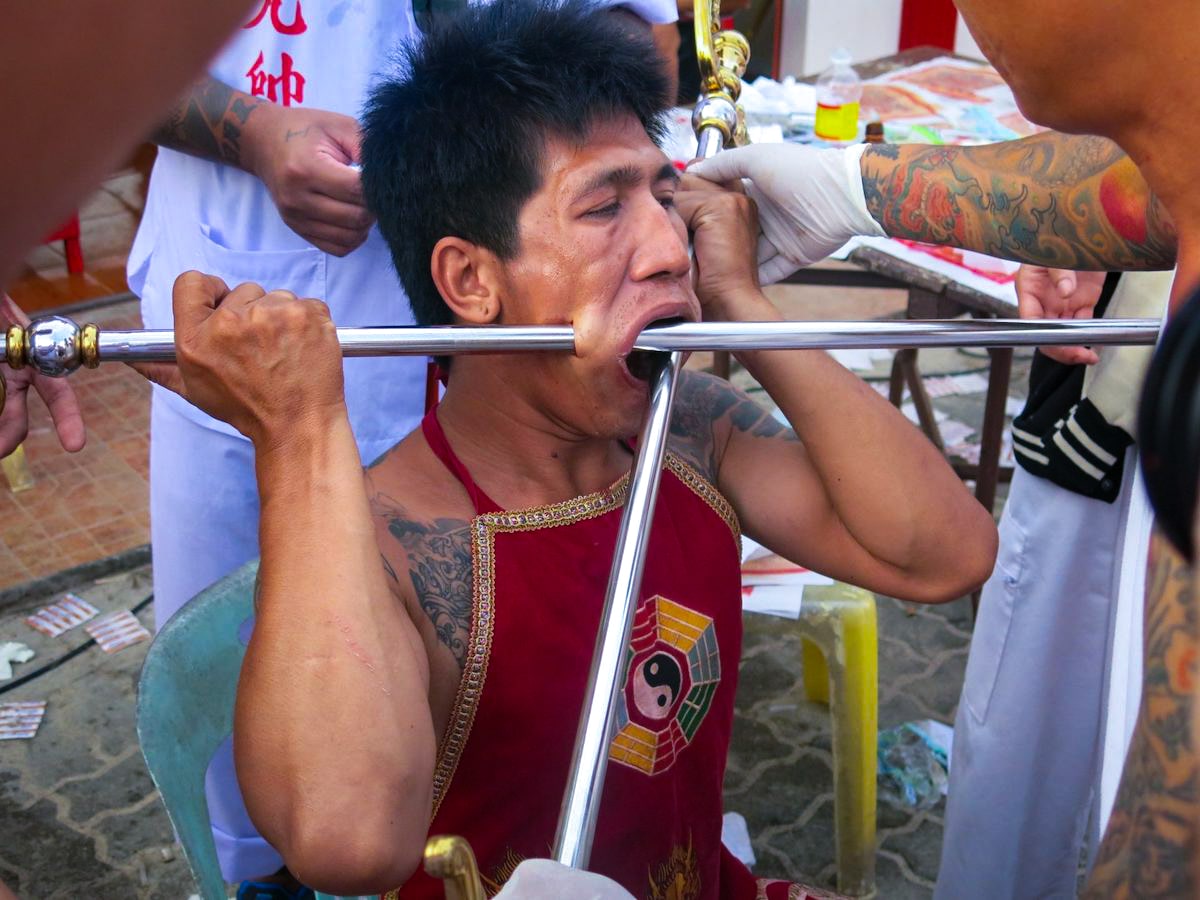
[2,149,153,592]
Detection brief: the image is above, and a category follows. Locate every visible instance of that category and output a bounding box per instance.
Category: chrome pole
[1,318,1161,372]
[551,0,749,868]
[553,351,683,867]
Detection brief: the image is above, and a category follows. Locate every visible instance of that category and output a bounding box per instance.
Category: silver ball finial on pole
[24,316,84,378]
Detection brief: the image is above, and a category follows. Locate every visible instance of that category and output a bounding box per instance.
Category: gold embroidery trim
[664,454,741,552]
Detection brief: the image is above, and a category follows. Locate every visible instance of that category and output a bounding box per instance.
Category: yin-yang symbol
[632,651,683,720]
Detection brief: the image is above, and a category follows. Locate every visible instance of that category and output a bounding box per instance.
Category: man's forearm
[151,75,266,170]
[725,292,996,602]
[861,133,1178,270]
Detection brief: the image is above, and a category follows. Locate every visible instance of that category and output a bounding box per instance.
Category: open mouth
[625,317,687,382]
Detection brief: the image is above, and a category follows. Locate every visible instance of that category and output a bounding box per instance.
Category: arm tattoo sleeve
[370,491,474,671]
[861,133,1177,270]
[1084,532,1197,898]
[151,76,263,168]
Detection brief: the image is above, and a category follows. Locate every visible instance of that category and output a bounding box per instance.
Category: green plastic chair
[136,559,372,900]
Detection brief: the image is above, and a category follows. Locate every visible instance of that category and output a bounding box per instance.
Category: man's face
[495,115,699,437]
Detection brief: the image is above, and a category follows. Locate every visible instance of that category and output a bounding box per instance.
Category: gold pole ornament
[5,325,25,371]
[423,834,486,900]
[692,0,750,150]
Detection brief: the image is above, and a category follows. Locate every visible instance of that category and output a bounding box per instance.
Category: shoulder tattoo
[670,371,797,480]
[370,490,474,670]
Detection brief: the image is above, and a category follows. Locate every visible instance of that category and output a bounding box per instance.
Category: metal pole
[553,351,683,867]
[2,318,1162,370]
[696,125,725,160]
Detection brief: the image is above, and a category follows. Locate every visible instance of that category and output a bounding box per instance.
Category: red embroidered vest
[388,410,761,899]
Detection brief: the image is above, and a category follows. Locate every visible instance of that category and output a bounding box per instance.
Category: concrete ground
[0,338,1030,899]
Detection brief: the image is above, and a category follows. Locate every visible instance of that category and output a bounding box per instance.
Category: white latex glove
[492,859,635,899]
[688,142,885,284]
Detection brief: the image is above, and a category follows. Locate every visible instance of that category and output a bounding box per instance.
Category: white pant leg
[934,459,1134,900]
[150,390,283,881]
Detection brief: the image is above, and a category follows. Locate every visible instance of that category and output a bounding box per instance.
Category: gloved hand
[492,859,635,899]
[688,142,885,284]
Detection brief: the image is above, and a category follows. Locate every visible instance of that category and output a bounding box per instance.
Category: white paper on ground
[921,373,990,398]
[85,610,151,654]
[0,700,47,740]
[0,642,34,681]
[900,403,948,426]
[25,593,99,637]
[937,419,976,447]
[721,812,757,867]
[828,347,894,371]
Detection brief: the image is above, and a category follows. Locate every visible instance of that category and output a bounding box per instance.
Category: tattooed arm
[676,179,997,602]
[368,492,474,673]
[152,75,374,255]
[151,76,264,168]
[1083,532,1197,898]
[861,134,1177,270]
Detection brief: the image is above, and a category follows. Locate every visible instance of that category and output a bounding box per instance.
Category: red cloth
[390,408,752,898]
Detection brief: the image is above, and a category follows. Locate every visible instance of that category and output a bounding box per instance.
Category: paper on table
[741,538,834,619]
[741,76,816,116]
[836,235,1019,305]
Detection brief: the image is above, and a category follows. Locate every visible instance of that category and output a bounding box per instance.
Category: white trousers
[934,456,1140,900]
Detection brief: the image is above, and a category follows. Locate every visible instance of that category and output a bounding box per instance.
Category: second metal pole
[553,351,684,867]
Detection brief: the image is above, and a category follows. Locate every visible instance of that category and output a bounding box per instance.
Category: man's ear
[430,236,503,324]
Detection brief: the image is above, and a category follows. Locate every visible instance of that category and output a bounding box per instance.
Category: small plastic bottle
[814,49,863,144]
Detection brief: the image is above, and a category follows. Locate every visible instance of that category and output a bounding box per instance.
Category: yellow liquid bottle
[814,48,863,144]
